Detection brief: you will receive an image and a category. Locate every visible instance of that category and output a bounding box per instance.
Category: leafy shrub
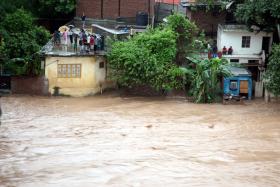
[264,44,280,96]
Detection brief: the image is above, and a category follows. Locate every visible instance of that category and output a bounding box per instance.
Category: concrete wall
[76,0,155,20]
[11,76,49,95]
[217,28,273,55]
[187,9,226,37]
[45,56,111,97]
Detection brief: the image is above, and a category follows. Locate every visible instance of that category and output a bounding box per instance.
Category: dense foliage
[235,0,280,34]
[187,57,231,103]
[198,0,280,39]
[0,9,50,75]
[0,0,76,21]
[36,0,76,18]
[264,44,280,96]
[108,28,186,91]
[166,14,199,65]
[108,14,231,102]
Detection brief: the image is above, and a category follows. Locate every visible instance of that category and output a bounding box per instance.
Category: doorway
[262,37,271,55]
[240,80,248,97]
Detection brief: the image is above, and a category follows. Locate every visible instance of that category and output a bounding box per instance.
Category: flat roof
[228,67,251,76]
[219,24,273,34]
[92,24,128,35]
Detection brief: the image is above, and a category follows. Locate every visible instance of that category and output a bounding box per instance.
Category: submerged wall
[11,76,49,95]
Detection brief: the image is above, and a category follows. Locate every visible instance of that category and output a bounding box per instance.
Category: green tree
[199,0,280,39]
[0,0,35,21]
[188,57,231,103]
[165,13,199,66]
[0,9,50,75]
[264,44,280,96]
[235,0,280,38]
[36,0,76,18]
[0,0,76,23]
[108,27,187,91]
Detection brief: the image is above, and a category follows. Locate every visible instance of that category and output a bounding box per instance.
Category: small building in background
[223,67,253,100]
[44,54,113,97]
[217,24,273,82]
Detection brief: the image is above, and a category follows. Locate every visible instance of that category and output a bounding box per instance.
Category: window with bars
[242,36,251,48]
[230,80,238,91]
[57,64,81,78]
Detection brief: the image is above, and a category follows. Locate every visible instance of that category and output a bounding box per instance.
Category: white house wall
[218,30,272,55]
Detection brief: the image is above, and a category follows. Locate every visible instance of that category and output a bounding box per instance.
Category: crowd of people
[208,42,234,58]
[52,26,104,54]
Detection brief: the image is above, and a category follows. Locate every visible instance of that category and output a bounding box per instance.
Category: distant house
[44,53,112,97]
[217,24,273,81]
[41,21,126,97]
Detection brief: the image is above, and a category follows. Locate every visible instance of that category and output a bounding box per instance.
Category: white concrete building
[217,24,273,66]
[217,24,273,97]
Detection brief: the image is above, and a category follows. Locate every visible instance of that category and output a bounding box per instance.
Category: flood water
[0,95,280,187]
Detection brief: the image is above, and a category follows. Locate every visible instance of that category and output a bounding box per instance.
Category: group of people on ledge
[208,43,233,59]
[222,46,233,55]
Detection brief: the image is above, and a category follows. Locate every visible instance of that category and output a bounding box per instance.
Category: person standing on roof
[68,27,73,47]
[73,34,78,53]
[90,35,95,52]
[62,28,68,52]
[81,12,86,29]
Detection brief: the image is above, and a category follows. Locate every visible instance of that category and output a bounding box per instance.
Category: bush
[264,44,280,96]
[108,28,186,91]
[188,57,231,103]
[0,9,50,76]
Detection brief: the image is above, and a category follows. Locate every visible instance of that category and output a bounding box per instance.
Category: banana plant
[187,56,232,103]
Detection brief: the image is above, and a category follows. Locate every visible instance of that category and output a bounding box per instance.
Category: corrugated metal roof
[228,67,252,77]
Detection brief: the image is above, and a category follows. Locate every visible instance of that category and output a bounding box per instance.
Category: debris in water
[146,125,153,128]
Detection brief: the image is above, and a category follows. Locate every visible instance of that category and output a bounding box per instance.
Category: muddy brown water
[0,95,280,187]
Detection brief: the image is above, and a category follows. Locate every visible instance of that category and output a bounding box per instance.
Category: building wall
[217,29,273,55]
[76,0,155,20]
[103,0,119,19]
[186,9,226,37]
[224,76,253,100]
[45,56,109,97]
[76,0,102,19]
[11,76,49,96]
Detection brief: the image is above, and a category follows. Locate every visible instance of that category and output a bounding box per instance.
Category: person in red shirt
[90,35,95,51]
[222,46,227,55]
